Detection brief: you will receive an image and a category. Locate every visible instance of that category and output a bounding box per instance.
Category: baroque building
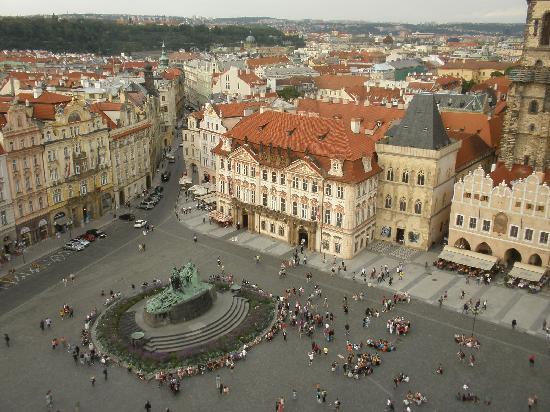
[213,110,379,259]
[375,94,461,250]
[500,0,550,170]
[1,103,49,245]
[41,99,112,233]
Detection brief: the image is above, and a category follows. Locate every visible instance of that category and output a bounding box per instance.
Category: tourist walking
[144,400,152,411]
[216,374,221,390]
[45,390,53,409]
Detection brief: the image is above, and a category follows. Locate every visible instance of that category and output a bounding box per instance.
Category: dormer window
[329,159,343,177]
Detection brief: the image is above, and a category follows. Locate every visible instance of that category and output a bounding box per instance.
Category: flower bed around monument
[95,283,275,375]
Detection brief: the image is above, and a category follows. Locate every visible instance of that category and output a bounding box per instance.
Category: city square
[0,159,549,411]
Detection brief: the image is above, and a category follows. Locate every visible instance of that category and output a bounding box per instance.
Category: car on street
[134,219,148,228]
[86,229,106,238]
[161,172,171,182]
[79,233,96,242]
[63,241,84,251]
[138,202,154,210]
[119,213,135,221]
[179,143,184,147]
[154,186,164,193]
[72,238,90,247]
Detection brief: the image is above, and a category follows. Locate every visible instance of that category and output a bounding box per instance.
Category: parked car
[71,238,90,247]
[134,219,148,228]
[79,233,96,242]
[86,229,106,238]
[154,186,164,193]
[119,213,135,221]
[138,202,155,210]
[161,172,171,182]
[64,241,84,251]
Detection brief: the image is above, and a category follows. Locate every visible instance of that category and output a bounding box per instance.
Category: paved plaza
[0,160,549,412]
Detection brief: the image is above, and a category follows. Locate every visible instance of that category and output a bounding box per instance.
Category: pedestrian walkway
[175,203,550,340]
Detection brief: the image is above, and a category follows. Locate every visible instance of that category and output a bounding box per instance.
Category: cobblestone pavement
[0,156,548,412]
[176,197,550,340]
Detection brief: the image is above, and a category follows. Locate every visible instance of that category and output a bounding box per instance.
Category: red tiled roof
[489,162,550,187]
[17,91,72,105]
[0,115,6,128]
[238,71,266,86]
[226,110,372,161]
[448,131,493,170]
[494,101,507,115]
[190,111,204,121]
[213,101,263,118]
[111,122,151,141]
[440,111,503,148]
[435,76,462,88]
[0,102,10,114]
[313,74,368,90]
[161,68,182,81]
[90,102,123,112]
[246,56,290,69]
[32,105,56,121]
[296,98,405,140]
[312,64,354,75]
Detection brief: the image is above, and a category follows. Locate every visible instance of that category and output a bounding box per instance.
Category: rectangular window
[262,193,268,206]
[280,198,286,213]
[271,196,277,210]
[278,226,285,236]
[0,211,7,225]
[324,210,331,225]
[272,172,277,183]
[262,170,268,181]
[261,221,266,231]
[301,204,307,219]
[312,180,318,193]
[302,179,308,191]
[524,228,533,241]
[280,174,285,185]
[220,158,225,170]
[28,200,33,213]
[80,181,87,195]
[251,191,255,204]
[311,206,318,221]
[334,241,341,254]
[236,163,241,174]
[540,232,549,245]
[469,217,477,229]
[292,202,298,216]
[482,220,491,232]
[236,186,241,199]
[251,167,255,177]
[509,225,519,238]
[336,212,343,227]
[292,176,299,189]
[455,214,464,227]
[270,223,275,233]
[337,186,344,199]
[325,184,332,196]
[243,165,248,176]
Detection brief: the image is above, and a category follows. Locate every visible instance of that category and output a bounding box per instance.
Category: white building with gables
[212,110,380,259]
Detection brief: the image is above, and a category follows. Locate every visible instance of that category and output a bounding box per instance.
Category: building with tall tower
[499,0,550,171]
[447,0,550,271]
[375,94,461,250]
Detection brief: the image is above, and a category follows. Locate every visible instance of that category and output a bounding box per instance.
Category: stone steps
[119,311,143,339]
[143,296,249,353]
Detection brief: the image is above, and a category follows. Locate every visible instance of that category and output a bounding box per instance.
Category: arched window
[541,13,550,46]
[417,171,425,186]
[401,170,409,184]
[529,100,538,114]
[399,197,407,212]
[385,195,392,209]
[386,168,394,181]
[414,200,422,214]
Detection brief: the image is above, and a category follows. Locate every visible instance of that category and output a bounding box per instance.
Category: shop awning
[179,176,192,186]
[509,262,547,282]
[438,246,498,271]
[20,227,30,235]
[189,185,207,196]
[209,210,232,223]
[196,192,218,204]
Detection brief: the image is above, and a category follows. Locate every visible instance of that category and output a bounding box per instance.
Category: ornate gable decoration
[285,159,322,178]
[228,144,258,164]
[328,159,344,177]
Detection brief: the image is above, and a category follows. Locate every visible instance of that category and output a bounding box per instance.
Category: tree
[277,86,301,101]
[490,71,504,77]
[461,79,477,93]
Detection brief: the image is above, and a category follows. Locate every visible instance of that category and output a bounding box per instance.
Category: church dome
[245,34,256,43]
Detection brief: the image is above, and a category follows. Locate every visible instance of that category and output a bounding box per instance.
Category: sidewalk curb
[0,217,117,280]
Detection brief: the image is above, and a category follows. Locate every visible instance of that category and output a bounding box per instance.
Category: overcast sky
[2,0,528,23]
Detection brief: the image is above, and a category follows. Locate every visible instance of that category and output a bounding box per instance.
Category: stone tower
[499,0,550,171]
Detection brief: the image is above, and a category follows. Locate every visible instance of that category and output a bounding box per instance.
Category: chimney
[25,99,30,107]
[350,118,361,134]
[243,107,254,117]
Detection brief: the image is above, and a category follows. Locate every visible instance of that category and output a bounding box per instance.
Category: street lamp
[67,219,74,239]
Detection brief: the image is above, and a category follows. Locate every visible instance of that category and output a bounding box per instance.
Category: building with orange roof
[40,99,113,234]
[447,1,550,272]
[437,60,515,82]
[0,139,16,253]
[1,103,49,245]
[183,101,264,185]
[212,67,267,99]
[212,110,380,258]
